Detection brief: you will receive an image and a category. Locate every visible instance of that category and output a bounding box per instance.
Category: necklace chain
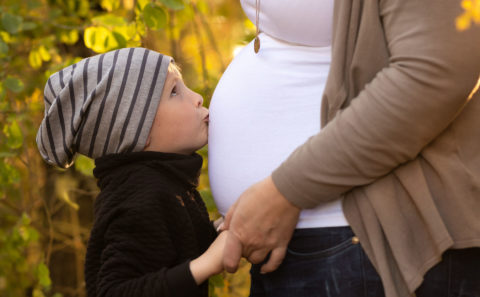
[254,0,261,53]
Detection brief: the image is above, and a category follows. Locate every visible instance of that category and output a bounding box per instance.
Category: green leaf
[1,13,23,35]
[199,189,217,212]
[18,226,30,241]
[36,263,52,289]
[93,14,127,27]
[74,155,94,177]
[0,38,8,55]
[0,83,5,102]
[0,151,16,158]
[0,162,20,184]
[160,0,184,10]
[21,22,37,31]
[3,120,23,149]
[143,3,167,30]
[4,76,24,93]
[48,8,63,19]
[18,225,39,242]
[27,0,43,9]
[20,212,31,225]
[209,274,225,288]
[112,31,127,48]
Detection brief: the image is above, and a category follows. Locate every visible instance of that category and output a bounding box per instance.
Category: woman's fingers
[223,200,238,230]
[260,247,287,274]
[247,248,270,264]
[213,217,225,232]
[225,176,300,272]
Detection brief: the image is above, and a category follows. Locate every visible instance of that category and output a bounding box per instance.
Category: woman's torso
[208,0,348,228]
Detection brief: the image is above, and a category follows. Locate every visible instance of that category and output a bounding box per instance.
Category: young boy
[36,48,227,297]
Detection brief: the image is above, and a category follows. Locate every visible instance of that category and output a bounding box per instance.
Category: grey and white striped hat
[36,47,172,168]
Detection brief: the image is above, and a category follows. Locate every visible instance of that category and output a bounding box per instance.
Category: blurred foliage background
[0,0,254,296]
[456,0,480,30]
[0,0,477,297]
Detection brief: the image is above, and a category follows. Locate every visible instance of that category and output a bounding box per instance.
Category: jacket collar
[93,151,203,189]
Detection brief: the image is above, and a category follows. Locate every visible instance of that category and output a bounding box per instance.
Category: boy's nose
[195,92,204,107]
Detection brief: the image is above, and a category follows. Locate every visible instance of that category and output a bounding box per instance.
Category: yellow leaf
[473,2,480,23]
[38,45,51,62]
[462,0,473,10]
[33,288,45,297]
[123,0,134,10]
[84,26,96,49]
[26,88,43,105]
[456,13,472,31]
[29,50,42,69]
[101,0,120,11]
[84,26,119,53]
[78,0,90,17]
[74,155,94,177]
[55,175,79,210]
[60,30,79,45]
[113,25,134,41]
[0,31,11,43]
[137,0,149,10]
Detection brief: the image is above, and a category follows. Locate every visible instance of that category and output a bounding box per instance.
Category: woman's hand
[222,176,301,274]
[213,217,225,233]
[189,231,228,285]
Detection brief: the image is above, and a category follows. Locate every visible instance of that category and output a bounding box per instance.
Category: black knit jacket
[84,151,217,297]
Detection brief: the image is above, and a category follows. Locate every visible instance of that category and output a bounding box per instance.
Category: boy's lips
[203,114,209,122]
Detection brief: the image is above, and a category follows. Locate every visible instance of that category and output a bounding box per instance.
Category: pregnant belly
[208,36,330,215]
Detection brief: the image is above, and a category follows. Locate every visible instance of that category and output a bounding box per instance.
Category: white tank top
[208,0,348,228]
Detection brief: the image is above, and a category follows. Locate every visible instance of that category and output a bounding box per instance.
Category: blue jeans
[250,227,480,297]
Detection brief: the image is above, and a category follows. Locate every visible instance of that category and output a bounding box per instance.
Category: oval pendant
[254,36,260,53]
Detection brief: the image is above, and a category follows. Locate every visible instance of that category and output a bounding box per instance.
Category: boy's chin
[180,141,207,155]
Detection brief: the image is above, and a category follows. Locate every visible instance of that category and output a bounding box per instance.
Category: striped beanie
[36,47,172,168]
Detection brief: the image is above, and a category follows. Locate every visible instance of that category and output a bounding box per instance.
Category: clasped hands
[222,176,301,274]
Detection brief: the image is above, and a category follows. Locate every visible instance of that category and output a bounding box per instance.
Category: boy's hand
[189,231,228,285]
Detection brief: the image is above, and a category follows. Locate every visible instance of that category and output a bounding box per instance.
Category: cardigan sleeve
[272,0,480,208]
[94,206,203,297]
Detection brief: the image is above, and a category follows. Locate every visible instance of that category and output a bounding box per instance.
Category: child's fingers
[223,231,242,273]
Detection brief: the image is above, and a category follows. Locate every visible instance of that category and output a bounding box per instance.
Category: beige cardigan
[272,1,480,297]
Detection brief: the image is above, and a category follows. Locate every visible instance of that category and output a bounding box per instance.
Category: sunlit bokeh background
[0,0,254,296]
[0,0,477,296]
